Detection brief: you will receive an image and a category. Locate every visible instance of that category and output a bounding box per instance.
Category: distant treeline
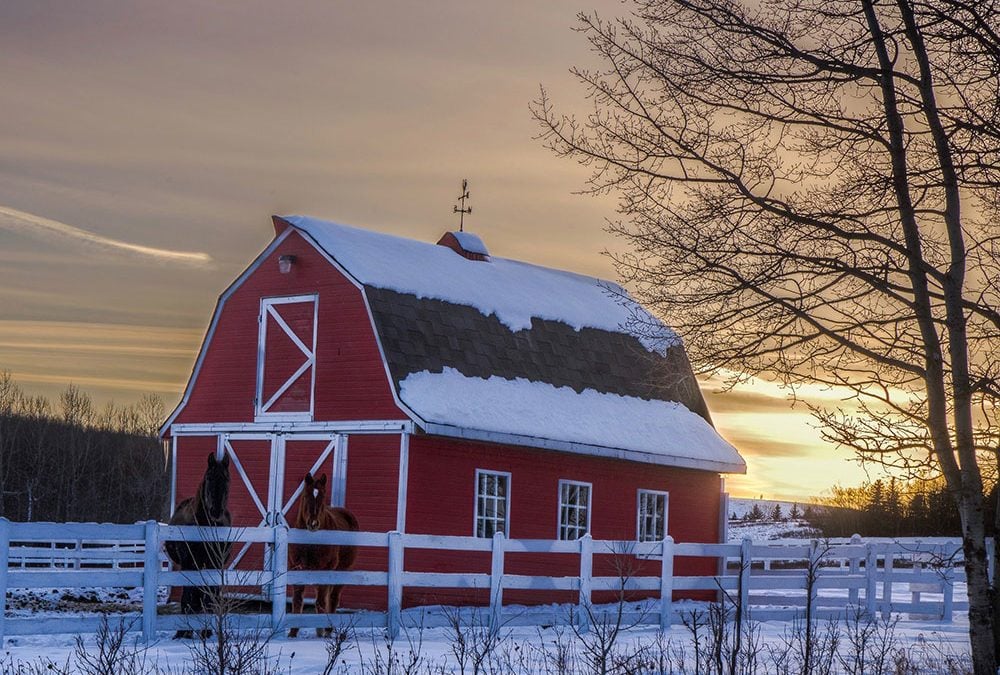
[809,477,997,538]
[0,371,168,523]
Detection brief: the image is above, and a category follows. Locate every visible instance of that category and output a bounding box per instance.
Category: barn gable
[161,227,410,432]
[279,215,745,474]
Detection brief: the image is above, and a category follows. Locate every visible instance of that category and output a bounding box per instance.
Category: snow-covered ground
[1,598,972,674]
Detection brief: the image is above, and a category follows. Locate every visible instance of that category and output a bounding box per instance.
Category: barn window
[558,480,591,540]
[255,294,318,421]
[637,489,669,542]
[474,470,510,538]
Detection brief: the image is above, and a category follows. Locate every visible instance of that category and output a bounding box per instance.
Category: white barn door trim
[255,294,318,422]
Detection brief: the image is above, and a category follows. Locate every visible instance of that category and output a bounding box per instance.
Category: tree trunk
[959,490,996,674]
[993,484,1000,664]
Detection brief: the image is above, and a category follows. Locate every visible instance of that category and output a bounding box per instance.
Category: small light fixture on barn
[278,254,296,274]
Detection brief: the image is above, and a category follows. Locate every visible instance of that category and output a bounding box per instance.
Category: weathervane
[453,178,472,232]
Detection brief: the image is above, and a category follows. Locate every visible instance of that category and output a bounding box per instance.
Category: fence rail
[0,519,968,642]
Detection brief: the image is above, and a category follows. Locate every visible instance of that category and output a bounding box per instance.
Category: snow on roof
[283,215,677,350]
[399,368,746,473]
[450,231,490,256]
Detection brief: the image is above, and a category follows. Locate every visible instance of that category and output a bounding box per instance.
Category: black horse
[165,451,232,639]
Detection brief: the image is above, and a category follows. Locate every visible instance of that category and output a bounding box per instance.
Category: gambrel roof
[281,215,745,474]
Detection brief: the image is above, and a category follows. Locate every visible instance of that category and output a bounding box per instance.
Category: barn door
[255,295,318,420]
[220,435,280,577]
[276,435,347,526]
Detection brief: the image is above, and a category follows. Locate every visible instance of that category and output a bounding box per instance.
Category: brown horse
[288,472,359,638]
[165,451,232,639]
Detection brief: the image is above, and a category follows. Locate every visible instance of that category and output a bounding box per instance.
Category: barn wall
[172,231,403,425]
[399,434,722,608]
[172,431,724,611]
[339,434,399,609]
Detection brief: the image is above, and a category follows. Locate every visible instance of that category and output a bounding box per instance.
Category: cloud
[0,204,212,267]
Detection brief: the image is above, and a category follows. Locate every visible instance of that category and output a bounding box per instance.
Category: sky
[0,1,879,501]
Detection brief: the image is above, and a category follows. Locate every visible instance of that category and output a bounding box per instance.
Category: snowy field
[1,597,973,673]
[0,576,974,672]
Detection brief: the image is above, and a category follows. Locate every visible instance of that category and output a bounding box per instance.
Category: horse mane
[191,471,208,522]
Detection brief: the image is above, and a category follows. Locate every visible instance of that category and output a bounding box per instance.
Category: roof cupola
[436,231,491,262]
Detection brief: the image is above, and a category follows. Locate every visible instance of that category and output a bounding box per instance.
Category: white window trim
[473,469,511,538]
[255,294,319,422]
[636,489,670,543]
[557,479,592,540]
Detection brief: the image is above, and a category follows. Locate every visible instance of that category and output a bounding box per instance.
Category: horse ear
[304,472,313,485]
[207,452,216,467]
[220,453,230,468]
[317,473,328,488]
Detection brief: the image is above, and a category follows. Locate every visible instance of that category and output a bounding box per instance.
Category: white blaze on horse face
[313,488,319,498]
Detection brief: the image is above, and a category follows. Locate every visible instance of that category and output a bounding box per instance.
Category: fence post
[660,536,674,631]
[739,538,751,613]
[490,531,506,629]
[0,519,9,645]
[848,534,861,607]
[882,550,894,619]
[270,525,288,634]
[142,521,158,643]
[578,534,592,633]
[387,531,403,639]
[942,543,955,623]
[865,544,877,617]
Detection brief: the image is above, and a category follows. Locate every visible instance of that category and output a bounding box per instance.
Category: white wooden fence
[0,519,967,642]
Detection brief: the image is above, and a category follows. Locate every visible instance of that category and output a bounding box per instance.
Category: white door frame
[254,294,318,422]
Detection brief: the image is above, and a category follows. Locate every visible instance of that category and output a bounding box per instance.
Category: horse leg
[288,585,304,638]
[316,585,331,638]
[197,586,215,640]
[323,585,345,638]
[174,584,195,639]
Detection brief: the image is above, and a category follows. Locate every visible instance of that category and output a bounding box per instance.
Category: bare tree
[535,0,1000,671]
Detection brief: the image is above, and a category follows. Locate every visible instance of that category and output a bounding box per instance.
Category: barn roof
[282,216,745,474]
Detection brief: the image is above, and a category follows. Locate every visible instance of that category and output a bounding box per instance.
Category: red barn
[161,215,746,609]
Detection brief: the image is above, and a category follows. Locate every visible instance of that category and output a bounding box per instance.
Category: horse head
[201,451,231,523]
[301,472,329,532]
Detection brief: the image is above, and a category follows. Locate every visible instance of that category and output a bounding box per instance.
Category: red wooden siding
[172,231,403,425]
[400,435,721,608]
[337,434,400,609]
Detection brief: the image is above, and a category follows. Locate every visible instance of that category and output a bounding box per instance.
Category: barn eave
[416,421,747,474]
